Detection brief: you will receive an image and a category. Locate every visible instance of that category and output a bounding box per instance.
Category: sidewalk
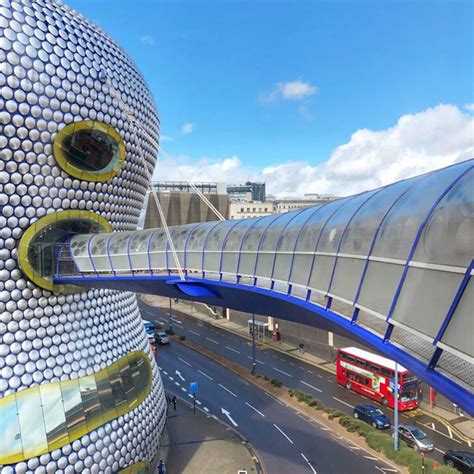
[156,398,260,474]
[142,294,474,445]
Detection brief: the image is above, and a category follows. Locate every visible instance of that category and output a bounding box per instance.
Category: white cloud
[152,104,473,198]
[465,103,474,112]
[160,135,173,142]
[260,80,318,104]
[181,122,196,135]
[139,35,155,45]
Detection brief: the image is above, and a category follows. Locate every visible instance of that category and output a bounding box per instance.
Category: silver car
[155,332,170,345]
[394,424,434,452]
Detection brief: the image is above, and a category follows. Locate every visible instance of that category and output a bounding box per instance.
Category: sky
[68,0,473,197]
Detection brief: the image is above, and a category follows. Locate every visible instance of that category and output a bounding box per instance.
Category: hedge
[288,389,458,474]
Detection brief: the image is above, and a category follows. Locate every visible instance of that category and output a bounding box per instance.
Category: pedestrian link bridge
[44,161,473,413]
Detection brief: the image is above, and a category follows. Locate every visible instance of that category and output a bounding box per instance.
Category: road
[157,335,398,473]
[140,300,469,465]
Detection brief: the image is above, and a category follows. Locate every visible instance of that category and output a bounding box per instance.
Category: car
[443,450,474,473]
[394,424,434,452]
[155,332,170,345]
[353,404,391,429]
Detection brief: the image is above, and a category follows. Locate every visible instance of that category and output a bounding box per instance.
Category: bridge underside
[56,274,474,415]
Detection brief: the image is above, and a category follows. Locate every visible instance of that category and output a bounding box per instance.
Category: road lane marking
[198,370,213,380]
[206,337,219,344]
[203,407,209,412]
[333,397,354,408]
[196,400,202,405]
[181,387,187,392]
[273,367,292,377]
[175,370,185,381]
[264,391,286,406]
[434,447,446,454]
[225,345,241,354]
[178,357,192,367]
[301,380,322,392]
[247,356,264,365]
[273,423,294,444]
[245,401,265,417]
[169,376,174,381]
[218,383,237,397]
[221,408,238,427]
[162,370,168,375]
[174,382,180,386]
[317,374,323,379]
[447,426,453,438]
[364,456,378,461]
[188,329,201,336]
[301,453,317,474]
[420,423,461,444]
[187,393,193,398]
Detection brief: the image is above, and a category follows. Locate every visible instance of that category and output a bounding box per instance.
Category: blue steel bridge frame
[54,274,474,416]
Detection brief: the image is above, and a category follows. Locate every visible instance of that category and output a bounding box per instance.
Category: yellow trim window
[18,210,112,292]
[0,351,152,465]
[53,120,126,182]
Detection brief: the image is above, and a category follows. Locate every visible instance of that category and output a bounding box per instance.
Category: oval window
[53,120,126,181]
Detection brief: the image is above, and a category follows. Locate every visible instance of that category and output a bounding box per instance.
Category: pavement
[141,295,474,454]
[156,399,259,474]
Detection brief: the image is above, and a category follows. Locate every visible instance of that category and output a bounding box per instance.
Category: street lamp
[394,361,399,451]
[168,297,173,334]
[251,313,256,375]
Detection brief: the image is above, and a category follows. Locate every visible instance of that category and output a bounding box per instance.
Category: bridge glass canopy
[63,160,474,394]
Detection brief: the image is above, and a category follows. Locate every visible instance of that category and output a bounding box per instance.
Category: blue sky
[68,0,473,196]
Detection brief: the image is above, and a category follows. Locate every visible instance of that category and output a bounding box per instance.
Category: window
[382,368,394,378]
[264,208,268,212]
[253,208,256,212]
[241,208,244,212]
[53,121,126,182]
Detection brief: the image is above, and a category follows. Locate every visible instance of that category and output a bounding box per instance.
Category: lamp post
[251,313,256,375]
[394,361,399,451]
[168,297,173,334]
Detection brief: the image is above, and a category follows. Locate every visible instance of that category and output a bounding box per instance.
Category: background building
[227,181,266,203]
[229,201,273,219]
[144,182,229,228]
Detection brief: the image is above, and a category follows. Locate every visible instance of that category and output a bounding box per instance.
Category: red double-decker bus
[336,347,419,411]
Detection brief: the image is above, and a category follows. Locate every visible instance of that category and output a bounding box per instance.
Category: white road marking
[218,383,237,397]
[364,456,378,461]
[198,369,213,380]
[307,370,313,374]
[245,401,265,417]
[301,380,322,393]
[434,447,446,454]
[157,320,166,325]
[301,453,317,474]
[264,391,286,406]
[158,366,162,370]
[203,407,209,412]
[169,376,174,381]
[349,446,361,450]
[447,426,453,438]
[273,423,294,444]
[188,329,201,336]
[225,345,241,354]
[247,356,264,365]
[175,370,185,381]
[171,317,182,324]
[206,337,219,344]
[196,400,202,405]
[162,370,168,375]
[178,357,192,367]
[317,374,323,379]
[375,467,398,473]
[187,393,193,398]
[174,381,180,386]
[273,367,292,377]
[421,423,461,444]
[221,408,238,427]
[333,397,354,408]
[181,387,187,392]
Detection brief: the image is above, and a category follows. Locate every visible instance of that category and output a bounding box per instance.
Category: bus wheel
[345,381,352,390]
[382,397,388,406]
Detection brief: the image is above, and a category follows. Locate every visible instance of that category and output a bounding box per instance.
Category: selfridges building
[0,0,166,472]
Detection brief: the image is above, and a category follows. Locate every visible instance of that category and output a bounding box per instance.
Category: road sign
[189,382,199,394]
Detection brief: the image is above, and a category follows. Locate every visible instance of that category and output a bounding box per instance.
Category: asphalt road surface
[158,337,399,474]
[140,300,469,467]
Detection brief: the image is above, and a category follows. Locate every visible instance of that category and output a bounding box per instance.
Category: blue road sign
[189,382,199,394]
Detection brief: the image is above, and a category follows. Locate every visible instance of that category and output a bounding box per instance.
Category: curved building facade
[0,0,166,472]
[59,161,474,413]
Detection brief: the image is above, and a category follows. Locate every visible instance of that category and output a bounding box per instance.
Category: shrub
[308,399,325,410]
[288,389,295,397]
[179,335,186,341]
[270,379,282,387]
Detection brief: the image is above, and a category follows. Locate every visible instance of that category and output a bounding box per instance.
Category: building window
[240,208,244,212]
[264,208,268,212]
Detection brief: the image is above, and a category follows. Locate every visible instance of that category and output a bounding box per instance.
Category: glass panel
[89,234,112,272]
[129,229,156,272]
[96,369,117,420]
[414,169,474,267]
[185,222,216,271]
[129,355,148,396]
[373,161,472,260]
[119,357,138,408]
[203,221,235,273]
[391,267,464,338]
[79,375,103,432]
[17,386,48,459]
[61,378,87,440]
[340,177,418,255]
[108,232,133,272]
[273,254,293,282]
[70,234,94,272]
[330,257,366,302]
[148,229,168,270]
[318,190,377,254]
[39,383,69,450]
[0,395,23,463]
[308,255,335,293]
[108,364,128,414]
[277,206,318,252]
[221,220,255,275]
[358,261,404,316]
[168,224,197,270]
[441,278,474,358]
